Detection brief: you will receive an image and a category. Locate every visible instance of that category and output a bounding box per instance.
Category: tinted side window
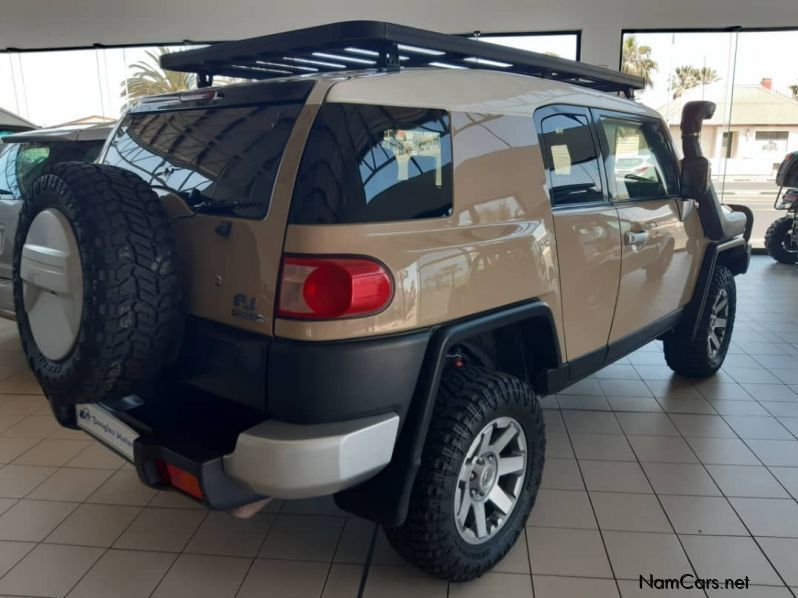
[599,117,679,201]
[538,113,603,206]
[290,104,453,224]
[0,144,20,198]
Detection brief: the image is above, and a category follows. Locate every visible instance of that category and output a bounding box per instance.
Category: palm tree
[121,47,194,105]
[668,65,720,99]
[621,35,658,88]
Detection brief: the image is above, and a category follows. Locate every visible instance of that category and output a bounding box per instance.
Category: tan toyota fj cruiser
[12,21,752,581]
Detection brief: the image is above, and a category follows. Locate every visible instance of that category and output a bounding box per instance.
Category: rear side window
[538,113,604,207]
[290,103,453,224]
[104,103,302,218]
[599,117,679,200]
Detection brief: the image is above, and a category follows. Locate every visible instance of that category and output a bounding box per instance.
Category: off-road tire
[13,162,182,405]
[384,367,545,581]
[663,265,735,378]
[764,216,798,264]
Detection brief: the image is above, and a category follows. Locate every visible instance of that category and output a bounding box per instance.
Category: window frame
[591,108,682,204]
[533,104,610,211]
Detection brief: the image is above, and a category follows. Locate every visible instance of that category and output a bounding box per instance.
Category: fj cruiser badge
[232,293,265,323]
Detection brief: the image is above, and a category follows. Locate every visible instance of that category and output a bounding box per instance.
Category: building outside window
[622,29,798,247]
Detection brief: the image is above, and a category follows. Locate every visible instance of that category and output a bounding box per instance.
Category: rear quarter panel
[278,112,564,345]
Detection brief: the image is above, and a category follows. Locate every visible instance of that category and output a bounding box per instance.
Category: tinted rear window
[104,103,302,217]
[290,103,453,224]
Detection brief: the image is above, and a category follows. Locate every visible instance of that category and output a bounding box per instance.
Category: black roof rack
[160,21,644,97]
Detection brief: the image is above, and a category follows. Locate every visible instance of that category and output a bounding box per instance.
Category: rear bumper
[64,403,401,509]
[50,324,427,510]
[223,413,399,499]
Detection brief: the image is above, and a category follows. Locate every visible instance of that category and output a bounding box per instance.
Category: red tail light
[278,256,393,320]
[155,460,203,500]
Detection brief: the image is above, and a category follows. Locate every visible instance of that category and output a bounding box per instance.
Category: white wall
[2,0,797,69]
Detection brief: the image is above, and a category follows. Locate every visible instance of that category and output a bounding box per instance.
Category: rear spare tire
[13,162,181,405]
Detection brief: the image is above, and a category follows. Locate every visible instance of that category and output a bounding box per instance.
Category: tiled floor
[0,256,795,597]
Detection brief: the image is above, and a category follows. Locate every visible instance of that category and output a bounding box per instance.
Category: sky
[0,30,794,127]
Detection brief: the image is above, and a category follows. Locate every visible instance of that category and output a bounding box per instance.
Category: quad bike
[765,151,798,264]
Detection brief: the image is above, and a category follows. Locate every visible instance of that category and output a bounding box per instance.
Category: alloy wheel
[454,416,527,545]
[707,288,729,359]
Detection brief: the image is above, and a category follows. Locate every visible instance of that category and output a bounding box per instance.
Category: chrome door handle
[624,231,649,246]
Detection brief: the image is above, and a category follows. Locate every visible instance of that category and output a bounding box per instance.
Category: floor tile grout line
[556,405,625,598]
[144,506,212,598]
[521,528,534,597]
[356,522,379,598]
[0,536,411,558]
[0,498,81,584]
[143,552,181,598]
[619,413,711,598]
[312,513,350,598]
[657,408,798,597]
[51,499,149,598]
[0,540,37,589]
[233,502,282,597]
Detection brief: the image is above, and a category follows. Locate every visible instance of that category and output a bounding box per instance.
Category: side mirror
[776,151,798,188]
[680,156,710,200]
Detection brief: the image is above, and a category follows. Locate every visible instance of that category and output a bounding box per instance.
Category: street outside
[717,179,787,247]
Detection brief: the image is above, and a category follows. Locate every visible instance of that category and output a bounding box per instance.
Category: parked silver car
[0,123,113,319]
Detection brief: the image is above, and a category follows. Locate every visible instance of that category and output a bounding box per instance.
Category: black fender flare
[685,238,750,342]
[334,299,560,526]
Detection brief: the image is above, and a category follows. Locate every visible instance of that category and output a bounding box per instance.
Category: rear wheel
[664,265,736,378]
[765,216,798,264]
[384,367,545,581]
[13,162,182,405]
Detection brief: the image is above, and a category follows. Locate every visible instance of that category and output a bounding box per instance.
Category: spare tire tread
[14,162,182,404]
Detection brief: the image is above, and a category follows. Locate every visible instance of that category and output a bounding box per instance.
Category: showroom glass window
[599,117,679,201]
[538,113,604,206]
[621,28,798,246]
[103,103,302,218]
[290,103,453,224]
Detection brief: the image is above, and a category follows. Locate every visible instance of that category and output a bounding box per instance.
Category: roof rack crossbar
[161,21,644,96]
